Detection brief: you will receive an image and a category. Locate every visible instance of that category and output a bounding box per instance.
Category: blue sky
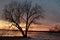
[0,0,60,25]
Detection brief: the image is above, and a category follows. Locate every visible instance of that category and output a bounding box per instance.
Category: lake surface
[0,30,60,40]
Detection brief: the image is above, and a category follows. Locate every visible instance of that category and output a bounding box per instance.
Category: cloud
[0,0,60,25]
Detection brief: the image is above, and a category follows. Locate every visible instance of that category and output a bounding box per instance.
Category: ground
[0,36,45,40]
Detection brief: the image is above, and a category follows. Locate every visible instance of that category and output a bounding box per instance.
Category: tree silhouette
[54,24,60,31]
[3,0,44,37]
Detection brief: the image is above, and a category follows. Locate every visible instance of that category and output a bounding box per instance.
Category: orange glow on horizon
[0,20,55,31]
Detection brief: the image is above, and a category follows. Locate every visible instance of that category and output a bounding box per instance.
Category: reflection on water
[0,30,60,40]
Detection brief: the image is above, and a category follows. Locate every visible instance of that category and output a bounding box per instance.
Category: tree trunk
[15,23,25,37]
[24,27,28,37]
[17,24,25,36]
[13,21,25,37]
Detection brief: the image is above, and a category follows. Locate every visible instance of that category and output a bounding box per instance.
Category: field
[0,30,60,40]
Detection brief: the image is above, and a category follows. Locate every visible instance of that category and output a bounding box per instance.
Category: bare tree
[3,0,44,37]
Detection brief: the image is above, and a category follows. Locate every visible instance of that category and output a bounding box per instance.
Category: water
[0,30,60,40]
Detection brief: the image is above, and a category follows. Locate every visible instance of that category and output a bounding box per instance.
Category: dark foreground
[0,36,45,40]
[0,36,30,40]
[0,30,60,40]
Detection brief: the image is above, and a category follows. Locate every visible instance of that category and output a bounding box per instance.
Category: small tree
[3,0,44,37]
[54,24,60,31]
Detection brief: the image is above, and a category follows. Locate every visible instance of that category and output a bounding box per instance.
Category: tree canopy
[3,0,44,37]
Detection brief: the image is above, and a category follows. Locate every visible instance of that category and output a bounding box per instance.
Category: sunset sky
[0,0,60,31]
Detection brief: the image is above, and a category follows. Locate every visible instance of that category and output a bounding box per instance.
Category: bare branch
[3,0,44,37]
